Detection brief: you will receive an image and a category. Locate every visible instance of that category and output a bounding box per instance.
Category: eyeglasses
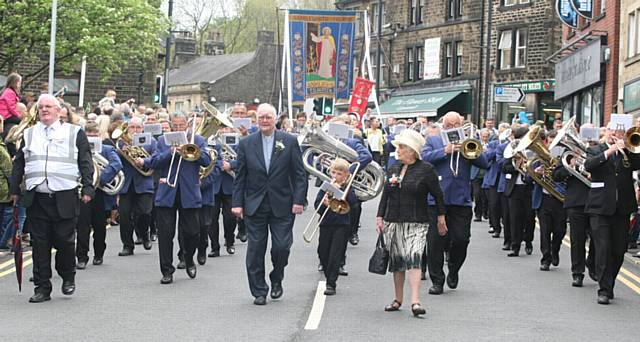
[257,115,274,121]
[234,102,246,106]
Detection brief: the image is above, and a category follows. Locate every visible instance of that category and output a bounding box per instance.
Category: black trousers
[118,188,153,249]
[28,193,77,294]
[76,191,107,261]
[244,198,294,298]
[508,185,533,251]
[568,207,595,275]
[487,186,501,232]
[318,224,349,288]
[590,213,629,297]
[371,151,382,165]
[198,205,214,255]
[500,193,511,245]
[349,200,362,237]
[209,193,236,251]
[427,205,472,286]
[156,195,200,276]
[472,179,488,219]
[237,218,247,237]
[538,194,567,265]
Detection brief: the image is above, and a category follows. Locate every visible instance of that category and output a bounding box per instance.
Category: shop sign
[624,78,640,113]
[554,38,601,100]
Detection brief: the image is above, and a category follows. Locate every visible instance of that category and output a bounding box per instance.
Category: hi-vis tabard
[23,122,81,191]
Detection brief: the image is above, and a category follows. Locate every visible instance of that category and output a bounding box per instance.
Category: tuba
[201,101,235,138]
[92,153,125,195]
[514,124,565,202]
[549,116,591,186]
[111,122,153,176]
[299,120,384,201]
[6,104,38,144]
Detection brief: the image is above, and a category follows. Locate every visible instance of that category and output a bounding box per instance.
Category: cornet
[166,114,202,188]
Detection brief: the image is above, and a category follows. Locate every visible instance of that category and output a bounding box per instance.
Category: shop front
[494,80,559,126]
[624,77,640,115]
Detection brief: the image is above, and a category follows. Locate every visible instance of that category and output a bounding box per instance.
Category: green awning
[376,91,464,118]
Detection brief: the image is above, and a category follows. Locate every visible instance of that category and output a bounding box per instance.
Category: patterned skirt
[383,221,428,272]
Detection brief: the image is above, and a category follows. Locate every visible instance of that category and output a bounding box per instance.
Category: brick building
[620,0,640,115]
[548,0,619,126]
[487,0,563,124]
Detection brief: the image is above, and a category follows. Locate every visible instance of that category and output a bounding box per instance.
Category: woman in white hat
[376,129,447,317]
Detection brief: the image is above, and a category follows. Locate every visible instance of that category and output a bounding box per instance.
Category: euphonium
[201,101,235,137]
[503,139,527,176]
[625,127,640,153]
[111,122,153,176]
[199,147,218,180]
[6,104,37,144]
[549,117,591,186]
[92,153,125,195]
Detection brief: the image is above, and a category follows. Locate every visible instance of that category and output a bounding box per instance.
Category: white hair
[37,94,61,109]
[498,122,510,130]
[256,103,277,118]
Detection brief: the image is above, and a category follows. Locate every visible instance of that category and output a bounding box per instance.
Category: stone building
[487,0,563,124]
[620,0,640,115]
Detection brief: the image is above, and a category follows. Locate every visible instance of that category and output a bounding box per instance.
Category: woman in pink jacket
[0,73,23,125]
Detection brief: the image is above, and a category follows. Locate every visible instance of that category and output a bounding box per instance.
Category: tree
[0,0,167,87]
[174,0,218,54]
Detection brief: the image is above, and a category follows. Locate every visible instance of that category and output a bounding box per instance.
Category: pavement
[1,190,640,341]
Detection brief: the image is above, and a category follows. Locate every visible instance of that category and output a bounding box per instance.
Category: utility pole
[482,0,494,120]
[162,0,173,108]
[48,0,58,94]
[374,0,383,101]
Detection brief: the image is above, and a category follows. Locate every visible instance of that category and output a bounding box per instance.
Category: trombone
[166,114,202,188]
[302,162,360,243]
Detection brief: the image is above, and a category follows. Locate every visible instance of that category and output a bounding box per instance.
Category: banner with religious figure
[288,9,357,106]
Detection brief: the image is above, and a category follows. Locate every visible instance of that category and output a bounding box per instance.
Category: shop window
[592,87,603,127]
[581,91,592,124]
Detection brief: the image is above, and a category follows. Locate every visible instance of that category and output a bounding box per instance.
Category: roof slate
[168,52,255,86]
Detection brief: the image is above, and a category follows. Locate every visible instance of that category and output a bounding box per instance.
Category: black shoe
[411,303,426,317]
[318,263,324,272]
[76,260,87,270]
[271,283,283,299]
[551,253,559,266]
[237,233,247,242]
[143,240,152,250]
[502,244,511,251]
[572,274,584,287]
[118,247,134,256]
[160,274,173,284]
[177,260,186,269]
[186,265,197,279]
[29,292,51,303]
[597,294,610,305]
[446,273,458,289]
[349,234,359,246]
[197,254,206,265]
[324,285,336,296]
[474,217,482,222]
[491,232,500,238]
[488,228,495,234]
[29,276,34,282]
[254,296,267,305]
[525,243,533,255]
[421,271,427,281]
[227,246,235,255]
[208,250,220,258]
[92,257,103,265]
[61,279,75,295]
[384,299,402,311]
[150,234,158,242]
[338,266,348,276]
[540,264,550,271]
[483,214,489,220]
[428,285,443,295]
[134,238,143,245]
[508,250,520,257]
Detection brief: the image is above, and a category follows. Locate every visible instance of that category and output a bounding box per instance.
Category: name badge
[505,174,513,180]
[590,182,604,188]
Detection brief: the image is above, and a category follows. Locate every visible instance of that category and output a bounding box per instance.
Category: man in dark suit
[232,103,307,305]
[584,125,640,304]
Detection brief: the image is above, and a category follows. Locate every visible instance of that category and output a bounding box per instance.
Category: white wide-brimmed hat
[392,129,426,160]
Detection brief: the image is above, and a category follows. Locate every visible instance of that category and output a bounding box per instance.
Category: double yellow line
[0,250,33,278]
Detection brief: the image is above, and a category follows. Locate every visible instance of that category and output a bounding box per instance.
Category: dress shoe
[186,265,197,279]
[428,285,443,295]
[29,276,34,282]
[29,292,51,303]
[177,260,186,269]
[411,303,426,317]
[61,280,75,295]
[226,246,235,255]
[446,273,459,289]
[502,244,511,251]
[76,260,87,270]
[208,250,220,258]
[253,296,267,305]
[271,283,283,299]
[338,266,348,276]
[349,233,359,246]
[473,217,482,222]
[197,254,206,265]
[324,285,336,296]
[93,257,103,265]
[134,238,143,245]
[492,232,501,238]
[551,253,559,266]
[572,274,584,287]
[507,250,520,257]
[483,214,489,220]
[160,274,173,284]
[317,263,324,272]
[236,233,247,242]
[525,243,533,255]
[597,294,610,305]
[540,264,550,271]
[118,248,133,256]
[143,240,152,250]
[421,271,427,281]
[150,233,158,242]
[488,228,495,234]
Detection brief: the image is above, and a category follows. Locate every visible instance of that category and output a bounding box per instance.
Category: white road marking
[304,281,327,330]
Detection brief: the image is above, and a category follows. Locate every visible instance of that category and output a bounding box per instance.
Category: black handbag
[368,234,389,275]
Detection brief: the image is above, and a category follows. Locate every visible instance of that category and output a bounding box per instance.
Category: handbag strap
[377,233,386,249]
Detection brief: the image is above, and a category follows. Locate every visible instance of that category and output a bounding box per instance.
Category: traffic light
[312,97,334,116]
[154,75,163,104]
[313,98,323,116]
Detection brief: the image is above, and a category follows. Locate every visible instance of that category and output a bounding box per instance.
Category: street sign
[494,87,525,103]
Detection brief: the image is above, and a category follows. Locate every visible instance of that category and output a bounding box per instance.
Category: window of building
[456,42,463,75]
[580,91,592,124]
[498,28,527,69]
[458,0,464,17]
[503,0,529,5]
[447,0,462,20]
[371,52,388,87]
[600,0,606,15]
[515,29,527,67]
[416,46,424,79]
[406,47,415,81]
[445,43,453,77]
[629,10,640,58]
[409,0,423,25]
[175,101,184,112]
[498,30,512,69]
[371,2,385,34]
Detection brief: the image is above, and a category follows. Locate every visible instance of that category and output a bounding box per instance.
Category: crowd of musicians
[1,71,640,312]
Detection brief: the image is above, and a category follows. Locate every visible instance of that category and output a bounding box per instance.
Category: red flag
[348,78,375,119]
[12,206,23,292]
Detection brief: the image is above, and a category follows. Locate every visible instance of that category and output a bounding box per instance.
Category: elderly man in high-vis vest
[10,94,94,303]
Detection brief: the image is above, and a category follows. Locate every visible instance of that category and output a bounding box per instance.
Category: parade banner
[556,0,578,28]
[288,9,357,106]
[348,77,375,117]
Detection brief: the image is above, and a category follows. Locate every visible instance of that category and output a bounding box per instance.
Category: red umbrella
[12,205,23,292]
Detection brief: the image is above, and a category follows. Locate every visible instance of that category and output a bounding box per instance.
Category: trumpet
[166,114,202,188]
[302,162,360,243]
[448,123,484,177]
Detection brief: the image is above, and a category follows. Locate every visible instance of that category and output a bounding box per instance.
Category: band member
[197,142,218,265]
[422,112,489,295]
[483,129,508,239]
[10,94,94,303]
[142,113,211,284]
[495,131,513,251]
[232,103,307,306]
[471,129,490,222]
[76,122,123,269]
[116,117,156,255]
[584,123,640,304]
[209,135,238,256]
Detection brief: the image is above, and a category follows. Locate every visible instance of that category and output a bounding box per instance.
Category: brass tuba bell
[625,127,640,153]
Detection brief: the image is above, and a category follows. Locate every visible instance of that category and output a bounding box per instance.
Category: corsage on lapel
[388,173,403,187]
[275,140,285,152]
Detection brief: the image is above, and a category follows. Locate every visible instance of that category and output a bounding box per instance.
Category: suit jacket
[584,143,640,216]
[501,159,532,197]
[232,130,307,217]
[211,144,234,195]
[99,144,123,211]
[342,137,372,173]
[146,134,211,208]
[422,135,489,207]
[481,140,505,189]
[552,164,589,209]
[118,137,157,195]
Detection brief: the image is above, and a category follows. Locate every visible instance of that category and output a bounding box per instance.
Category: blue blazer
[200,170,216,207]
[232,130,307,217]
[99,144,123,211]
[342,138,372,173]
[422,135,489,207]
[494,141,510,193]
[383,134,398,170]
[146,134,211,208]
[118,137,157,195]
[482,140,507,189]
[210,144,234,195]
